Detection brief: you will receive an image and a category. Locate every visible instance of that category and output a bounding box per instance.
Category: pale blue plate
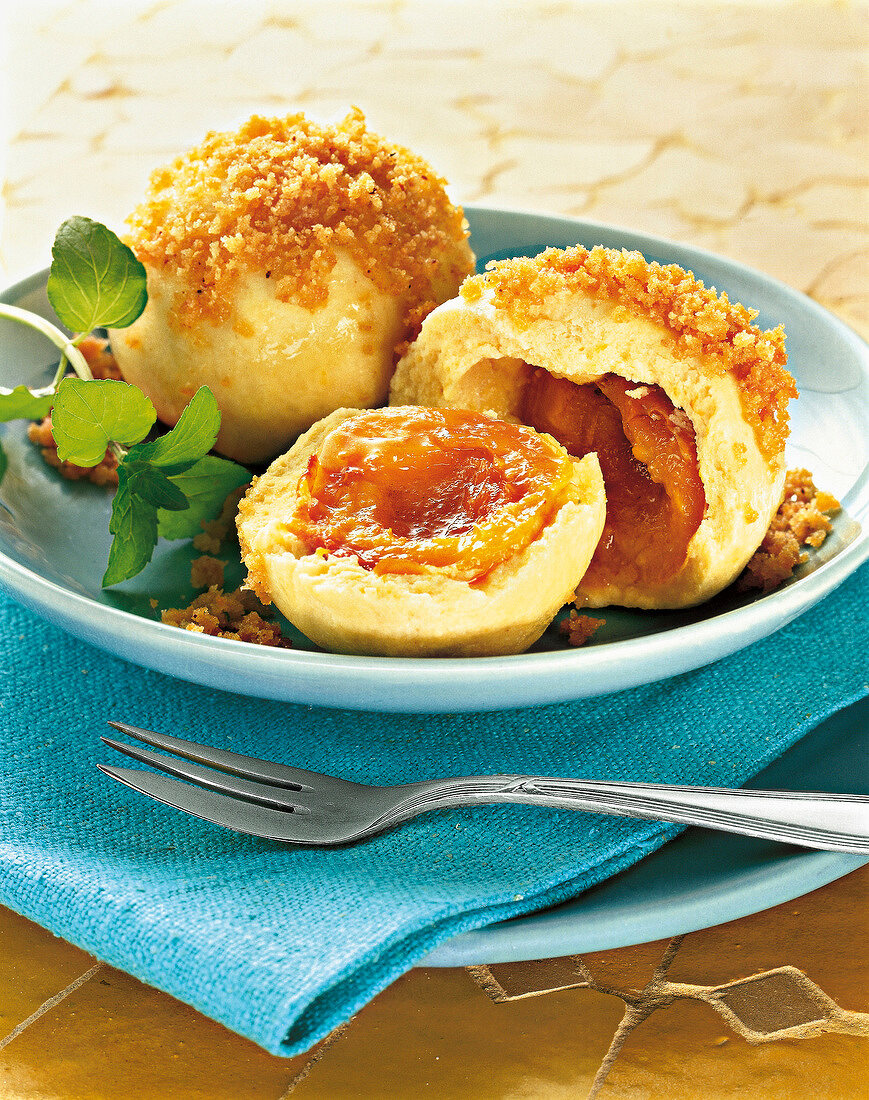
[1,207,867,714]
[424,696,869,964]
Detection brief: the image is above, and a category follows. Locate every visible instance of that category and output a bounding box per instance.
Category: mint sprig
[51,378,157,465]
[156,455,250,540]
[0,216,252,587]
[47,216,147,333]
[0,385,55,423]
[100,387,243,587]
[128,385,221,470]
[103,469,160,589]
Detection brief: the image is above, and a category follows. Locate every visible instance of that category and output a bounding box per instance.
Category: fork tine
[101,737,312,812]
[106,721,352,792]
[98,765,333,844]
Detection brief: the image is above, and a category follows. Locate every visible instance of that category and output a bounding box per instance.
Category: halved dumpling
[236,406,606,656]
[389,245,798,609]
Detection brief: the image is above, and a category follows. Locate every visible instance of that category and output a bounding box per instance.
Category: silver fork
[98,722,869,853]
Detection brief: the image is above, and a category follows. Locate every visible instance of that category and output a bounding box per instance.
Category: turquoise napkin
[1,566,866,1056]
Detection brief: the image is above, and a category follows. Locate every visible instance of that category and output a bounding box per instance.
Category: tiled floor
[1,864,867,1098]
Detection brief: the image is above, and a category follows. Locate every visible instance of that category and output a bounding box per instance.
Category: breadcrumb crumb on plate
[559,611,605,647]
[159,556,293,648]
[738,469,841,593]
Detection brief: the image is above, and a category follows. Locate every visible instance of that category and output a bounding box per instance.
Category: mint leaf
[52,377,155,466]
[47,216,147,333]
[124,462,190,511]
[0,443,7,484]
[0,385,54,422]
[157,454,250,540]
[102,471,159,587]
[131,386,220,470]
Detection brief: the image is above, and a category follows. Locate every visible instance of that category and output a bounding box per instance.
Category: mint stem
[0,303,94,383]
[50,353,69,390]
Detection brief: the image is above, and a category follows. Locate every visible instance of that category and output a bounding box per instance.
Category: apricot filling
[521,370,706,588]
[287,406,576,581]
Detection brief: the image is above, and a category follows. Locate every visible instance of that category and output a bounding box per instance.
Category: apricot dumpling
[389,245,798,609]
[109,110,474,464]
[236,406,606,656]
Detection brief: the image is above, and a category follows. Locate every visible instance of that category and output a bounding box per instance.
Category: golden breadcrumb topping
[738,468,840,592]
[160,557,292,647]
[190,554,225,590]
[461,245,797,460]
[192,487,248,554]
[559,610,605,647]
[125,108,473,333]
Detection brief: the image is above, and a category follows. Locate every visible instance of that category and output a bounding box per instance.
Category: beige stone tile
[588,144,749,225]
[569,2,715,55]
[20,89,131,158]
[563,199,707,247]
[788,182,869,231]
[110,0,271,59]
[721,209,866,297]
[0,906,97,1037]
[292,967,626,1098]
[279,0,396,49]
[225,29,366,103]
[579,938,675,995]
[1,131,93,185]
[385,2,620,80]
[665,864,869,1013]
[13,0,143,49]
[495,138,655,203]
[470,956,589,1001]
[709,138,866,196]
[758,2,868,49]
[811,250,869,343]
[0,961,317,1100]
[598,998,868,1100]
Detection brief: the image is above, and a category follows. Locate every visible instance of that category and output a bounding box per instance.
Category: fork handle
[392,777,869,854]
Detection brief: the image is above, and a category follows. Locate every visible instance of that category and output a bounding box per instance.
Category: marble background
[2,0,867,341]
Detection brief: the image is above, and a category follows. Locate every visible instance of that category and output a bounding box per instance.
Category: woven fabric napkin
[1,566,866,1056]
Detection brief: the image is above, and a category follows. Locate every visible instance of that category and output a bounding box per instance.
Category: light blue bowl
[1,208,867,713]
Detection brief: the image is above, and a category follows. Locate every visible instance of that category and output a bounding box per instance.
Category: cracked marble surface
[2,0,867,339]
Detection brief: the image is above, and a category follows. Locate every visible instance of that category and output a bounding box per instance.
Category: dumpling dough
[111,252,408,466]
[389,245,798,609]
[236,407,606,657]
[109,110,474,464]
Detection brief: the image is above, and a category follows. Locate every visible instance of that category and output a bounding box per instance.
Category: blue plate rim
[422,847,869,966]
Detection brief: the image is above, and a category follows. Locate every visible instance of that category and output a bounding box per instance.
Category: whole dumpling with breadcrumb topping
[389,245,798,610]
[109,110,474,464]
